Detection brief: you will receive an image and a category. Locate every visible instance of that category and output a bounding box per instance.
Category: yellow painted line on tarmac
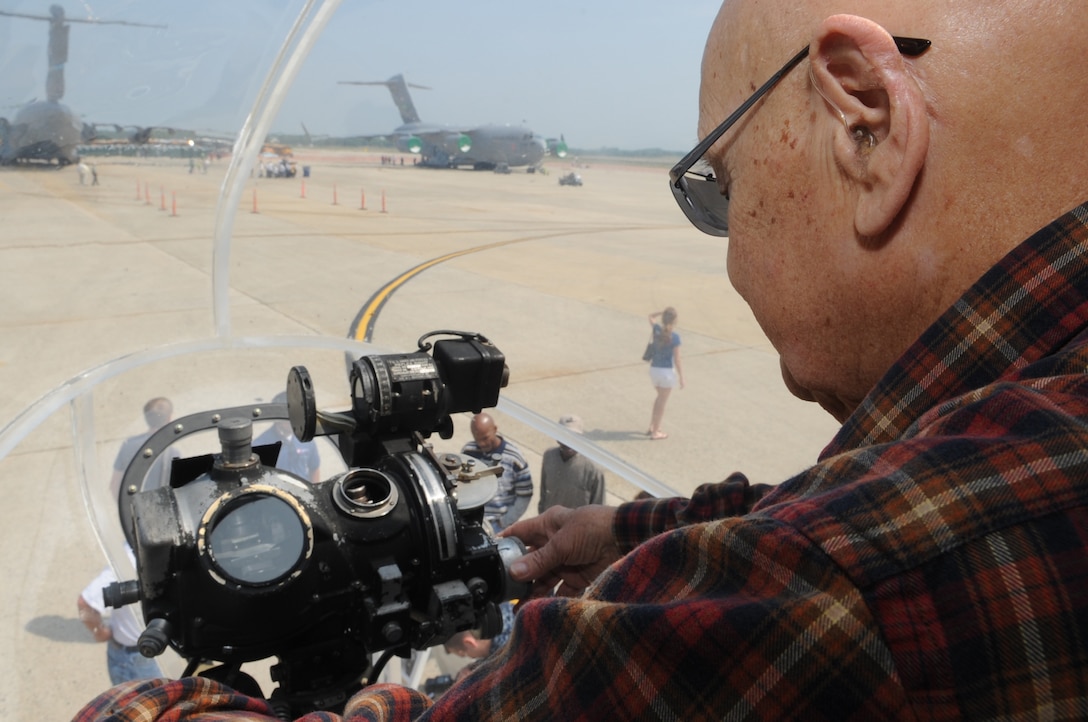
[348,225,661,343]
[348,237,531,343]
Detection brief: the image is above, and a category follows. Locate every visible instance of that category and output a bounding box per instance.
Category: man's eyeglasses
[669,36,932,237]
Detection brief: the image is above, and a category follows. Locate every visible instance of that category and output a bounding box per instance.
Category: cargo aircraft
[0,4,164,166]
[338,74,567,171]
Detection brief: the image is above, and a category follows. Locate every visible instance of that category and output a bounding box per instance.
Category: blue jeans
[107,640,162,685]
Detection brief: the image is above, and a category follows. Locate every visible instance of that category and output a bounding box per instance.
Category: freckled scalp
[698,0,810,139]
[696,0,1088,172]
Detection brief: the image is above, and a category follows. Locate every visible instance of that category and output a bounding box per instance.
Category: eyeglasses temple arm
[670,36,930,185]
[670,47,809,183]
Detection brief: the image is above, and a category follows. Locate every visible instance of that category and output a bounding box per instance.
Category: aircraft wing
[397,125,473,156]
[81,124,181,144]
[329,123,470,158]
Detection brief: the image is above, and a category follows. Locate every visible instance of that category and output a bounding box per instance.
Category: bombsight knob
[286,366,318,442]
[217,417,255,467]
[138,618,174,658]
[102,580,140,609]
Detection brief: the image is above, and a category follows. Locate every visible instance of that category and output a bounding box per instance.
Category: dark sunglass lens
[682,176,730,236]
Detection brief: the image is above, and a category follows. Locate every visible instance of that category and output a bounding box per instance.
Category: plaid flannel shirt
[75,203,1088,720]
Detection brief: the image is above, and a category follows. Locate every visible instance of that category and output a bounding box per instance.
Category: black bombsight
[106,331,524,716]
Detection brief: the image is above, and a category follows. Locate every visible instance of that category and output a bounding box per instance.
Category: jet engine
[444,133,472,154]
[398,135,423,154]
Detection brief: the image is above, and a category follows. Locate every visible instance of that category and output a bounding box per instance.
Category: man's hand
[501,504,621,598]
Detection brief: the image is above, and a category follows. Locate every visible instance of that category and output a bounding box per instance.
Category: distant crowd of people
[257,158,296,178]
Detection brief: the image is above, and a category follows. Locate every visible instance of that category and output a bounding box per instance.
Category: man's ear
[809,14,929,238]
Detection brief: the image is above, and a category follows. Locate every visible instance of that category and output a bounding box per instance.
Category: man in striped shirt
[461,412,533,533]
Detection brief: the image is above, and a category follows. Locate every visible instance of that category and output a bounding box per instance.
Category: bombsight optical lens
[205,492,308,586]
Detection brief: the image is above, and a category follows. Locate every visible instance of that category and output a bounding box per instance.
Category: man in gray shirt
[537,414,605,513]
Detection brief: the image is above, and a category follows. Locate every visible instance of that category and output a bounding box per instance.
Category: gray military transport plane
[338,73,567,171]
[0,4,165,166]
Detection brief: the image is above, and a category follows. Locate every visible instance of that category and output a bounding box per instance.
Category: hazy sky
[299,1,722,151]
[0,1,722,152]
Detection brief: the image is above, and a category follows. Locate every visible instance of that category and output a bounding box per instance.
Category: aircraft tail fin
[338,74,430,126]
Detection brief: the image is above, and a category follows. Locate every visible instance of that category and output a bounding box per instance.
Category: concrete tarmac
[0,150,840,719]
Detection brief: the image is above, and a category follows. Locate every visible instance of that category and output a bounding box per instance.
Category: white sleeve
[80,566,116,614]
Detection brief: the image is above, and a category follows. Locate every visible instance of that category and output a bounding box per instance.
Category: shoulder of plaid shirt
[75,204,1088,721]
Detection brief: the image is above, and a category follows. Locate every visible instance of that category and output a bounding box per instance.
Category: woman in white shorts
[646,307,685,440]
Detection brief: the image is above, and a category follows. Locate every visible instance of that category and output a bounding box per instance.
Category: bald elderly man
[76,1,1088,719]
[461,412,534,532]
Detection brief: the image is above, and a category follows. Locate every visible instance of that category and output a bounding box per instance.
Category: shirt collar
[825,202,1088,457]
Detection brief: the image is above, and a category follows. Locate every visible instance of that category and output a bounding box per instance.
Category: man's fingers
[510,545,554,582]
[502,506,569,548]
[500,519,545,548]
